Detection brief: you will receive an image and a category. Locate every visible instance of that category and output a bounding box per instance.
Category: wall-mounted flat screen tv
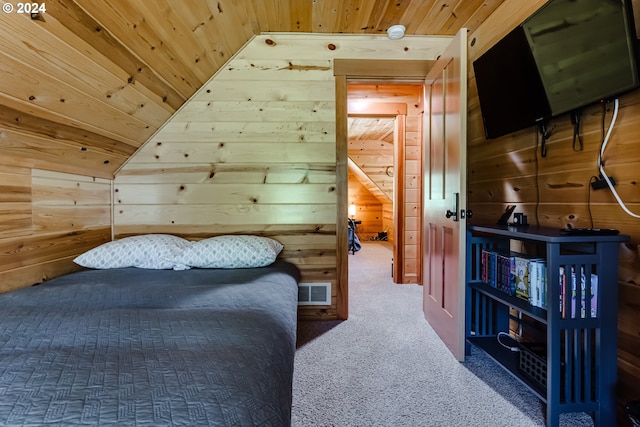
[474,0,640,139]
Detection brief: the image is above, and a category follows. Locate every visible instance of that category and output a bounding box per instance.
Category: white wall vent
[298,282,331,305]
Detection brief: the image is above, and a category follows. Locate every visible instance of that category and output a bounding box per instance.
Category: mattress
[0,261,300,426]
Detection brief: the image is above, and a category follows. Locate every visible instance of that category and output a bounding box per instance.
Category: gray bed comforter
[0,261,300,426]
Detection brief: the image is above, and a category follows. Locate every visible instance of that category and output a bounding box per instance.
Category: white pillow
[73,234,192,270]
[174,235,283,269]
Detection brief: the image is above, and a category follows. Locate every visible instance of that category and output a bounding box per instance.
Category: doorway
[334,60,437,319]
[347,115,394,244]
[346,83,424,286]
[346,113,394,271]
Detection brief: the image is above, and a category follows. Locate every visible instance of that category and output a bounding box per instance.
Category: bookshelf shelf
[465,224,629,427]
[467,335,547,401]
[469,281,547,323]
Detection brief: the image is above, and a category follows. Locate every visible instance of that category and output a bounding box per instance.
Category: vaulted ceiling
[0,0,507,178]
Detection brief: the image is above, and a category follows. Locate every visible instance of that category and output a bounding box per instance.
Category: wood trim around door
[334,59,436,78]
[393,115,406,283]
[335,75,349,320]
[334,59,437,319]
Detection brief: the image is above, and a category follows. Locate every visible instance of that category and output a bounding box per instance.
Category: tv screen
[473,27,551,139]
[474,0,640,139]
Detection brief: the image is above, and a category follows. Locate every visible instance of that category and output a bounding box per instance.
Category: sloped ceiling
[348,117,394,201]
[0,0,506,179]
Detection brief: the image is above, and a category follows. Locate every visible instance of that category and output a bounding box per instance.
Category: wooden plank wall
[0,167,111,293]
[405,111,424,283]
[382,203,394,242]
[468,0,640,417]
[115,33,450,320]
[349,137,394,201]
[348,169,383,241]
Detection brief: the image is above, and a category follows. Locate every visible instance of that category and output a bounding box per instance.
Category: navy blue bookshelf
[465,224,629,427]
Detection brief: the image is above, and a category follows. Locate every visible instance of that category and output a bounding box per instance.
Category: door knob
[445,193,460,221]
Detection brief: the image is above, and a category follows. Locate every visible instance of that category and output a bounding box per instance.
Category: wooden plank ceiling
[0,0,506,179]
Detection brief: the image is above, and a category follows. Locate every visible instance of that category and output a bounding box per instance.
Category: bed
[0,238,300,426]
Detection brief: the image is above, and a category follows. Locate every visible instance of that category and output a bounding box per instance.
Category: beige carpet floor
[292,241,594,427]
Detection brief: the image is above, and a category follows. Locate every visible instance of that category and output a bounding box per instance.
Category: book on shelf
[587,273,598,318]
[480,250,544,300]
[513,255,530,302]
[479,253,605,317]
[481,249,489,284]
[559,266,566,318]
[559,266,598,319]
[528,258,546,309]
[541,261,547,309]
[497,253,515,296]
[570,268,578,318]
[481,249,499,289]
[490,251,498,289]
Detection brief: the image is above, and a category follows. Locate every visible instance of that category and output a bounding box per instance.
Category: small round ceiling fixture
[387,24,406,40]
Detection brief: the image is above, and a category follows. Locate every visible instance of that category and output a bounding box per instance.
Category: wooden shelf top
[468,224,630,243]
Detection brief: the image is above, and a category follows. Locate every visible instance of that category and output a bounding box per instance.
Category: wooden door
[422,29,468,361]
